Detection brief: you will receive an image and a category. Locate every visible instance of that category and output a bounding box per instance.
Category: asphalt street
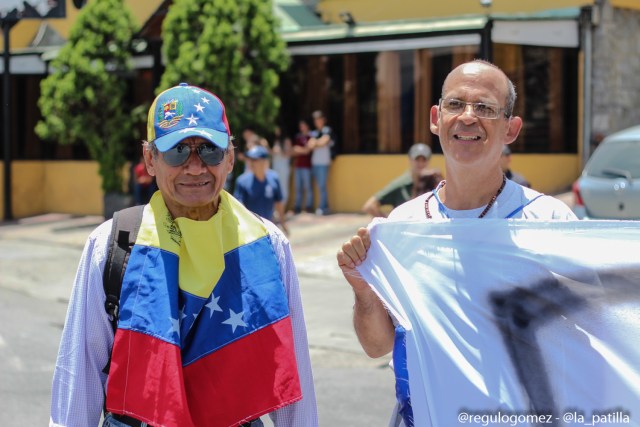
[0,211,396,426]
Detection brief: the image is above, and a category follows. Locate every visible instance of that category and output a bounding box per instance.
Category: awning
[275,0,324,32]
[284,7,582,56]
[492,7,581,48]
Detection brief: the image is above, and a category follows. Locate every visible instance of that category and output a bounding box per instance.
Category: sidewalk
[0,209,370,311]
[0,210,395,426]
[0,210,369,248]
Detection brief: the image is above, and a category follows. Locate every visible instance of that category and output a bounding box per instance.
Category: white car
[573,125,640,219]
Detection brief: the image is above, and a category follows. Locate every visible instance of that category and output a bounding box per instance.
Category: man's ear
[143,146,156,176]
[505,116,523,144]
[225,146,235,173]
[429,105,440,135]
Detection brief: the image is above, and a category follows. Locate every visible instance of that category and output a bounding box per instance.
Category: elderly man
[50,83,317,427]
[336,60,575,425]
[361,143,440,217]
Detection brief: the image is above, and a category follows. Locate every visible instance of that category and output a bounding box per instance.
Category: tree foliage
[35,0,138,193]
[160,0,290,137]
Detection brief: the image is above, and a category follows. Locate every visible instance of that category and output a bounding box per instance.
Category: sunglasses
[162,142,226,167]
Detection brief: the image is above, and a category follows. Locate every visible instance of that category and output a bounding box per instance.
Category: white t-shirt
[310,126,334,166]
[388,179,576,221]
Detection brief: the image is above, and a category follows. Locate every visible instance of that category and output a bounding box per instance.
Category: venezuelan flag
[106,192,301,427]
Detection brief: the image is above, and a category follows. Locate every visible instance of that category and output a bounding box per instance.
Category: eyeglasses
[161,142,226,167]
[439,98,509,119]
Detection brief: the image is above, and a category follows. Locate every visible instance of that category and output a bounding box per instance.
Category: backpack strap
[102,204,144,374]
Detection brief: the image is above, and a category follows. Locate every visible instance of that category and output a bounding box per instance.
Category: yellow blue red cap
[147,83,231,152]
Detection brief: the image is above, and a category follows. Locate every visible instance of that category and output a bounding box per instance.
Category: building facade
[1,0,640,218]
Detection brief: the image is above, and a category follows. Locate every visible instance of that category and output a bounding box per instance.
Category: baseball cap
[147,83,231,152]
[408,143,432,160]
[245,145,269,160]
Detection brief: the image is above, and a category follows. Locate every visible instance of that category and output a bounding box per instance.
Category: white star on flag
[201,97,210,104]
[194,103,205,112]
[191,89,201,94]
[222,309,247,333]
[167,316,180,337]
[206,296,223,317]
[195,129,213,138]
[178,128,191,134]
[187,114,198,125]
[179,306,188,320]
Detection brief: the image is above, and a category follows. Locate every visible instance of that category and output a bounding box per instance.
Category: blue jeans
[294,167,312,211]
[312,165,330,211]
[103,414,264,426]
[102,414,133,427]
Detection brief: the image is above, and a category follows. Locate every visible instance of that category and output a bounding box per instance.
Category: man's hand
[337,226,395,358]
[336,227,371,292]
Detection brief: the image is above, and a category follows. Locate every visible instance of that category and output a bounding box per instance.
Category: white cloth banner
[358,219,640,427]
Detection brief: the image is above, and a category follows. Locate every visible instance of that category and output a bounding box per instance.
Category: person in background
[361,143,439,217]
[50,83,317,427]
[239,126,270,171]
[292,119,314,214]
[235,145,289,235]
[309,110,334,216]
[411,168,444,199]
[501,144,530,187]
[132,155,157,205]
[271,125,293,208]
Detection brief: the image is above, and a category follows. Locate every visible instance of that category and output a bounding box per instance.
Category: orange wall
[0,160,125,220]
[0,155,579,220]
[328,153,579,213]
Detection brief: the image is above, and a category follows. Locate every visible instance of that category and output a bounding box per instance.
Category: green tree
[160,0,290,136]
[36,0,138,194]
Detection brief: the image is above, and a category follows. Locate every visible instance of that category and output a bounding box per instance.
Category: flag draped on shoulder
[358,219,640,427]
[106,191,301,427]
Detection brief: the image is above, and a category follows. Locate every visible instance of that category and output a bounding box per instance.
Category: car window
[585,140,640,179]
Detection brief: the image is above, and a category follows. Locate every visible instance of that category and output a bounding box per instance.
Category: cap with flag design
[147,83,231,152]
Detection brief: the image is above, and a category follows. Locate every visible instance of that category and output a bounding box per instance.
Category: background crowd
[132,108,529,229]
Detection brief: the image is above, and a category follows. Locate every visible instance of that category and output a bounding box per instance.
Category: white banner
[358,219,640,427]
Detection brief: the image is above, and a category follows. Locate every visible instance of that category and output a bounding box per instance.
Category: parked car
[572,125,640,219]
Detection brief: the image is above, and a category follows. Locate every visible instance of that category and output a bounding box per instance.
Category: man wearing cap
[361,143,440,217]
[50,83,317,427]
[234,145,289,235]
[500,145,530,187]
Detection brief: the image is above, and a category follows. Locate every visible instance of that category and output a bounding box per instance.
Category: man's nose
[463,103,476,115]
[459,103,478,122]
[184,149,207,172]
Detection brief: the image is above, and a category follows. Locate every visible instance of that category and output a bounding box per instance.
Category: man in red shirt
[133,156,156,205]
[292,119,313,214]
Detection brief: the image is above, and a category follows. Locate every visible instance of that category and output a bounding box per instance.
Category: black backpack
[102,205,144,374]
